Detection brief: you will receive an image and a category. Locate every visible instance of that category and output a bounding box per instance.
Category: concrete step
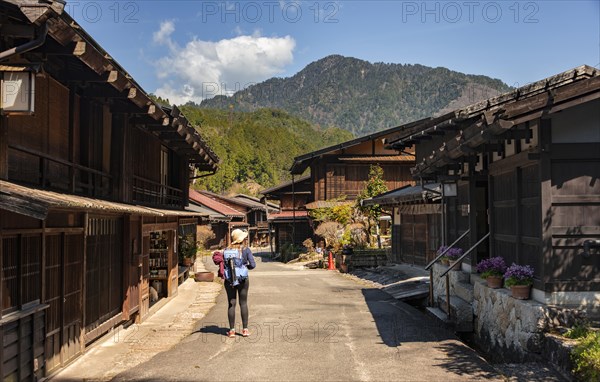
[383,281,429,302]
[437,295,474,332]
[454,281,474,302]
[425,307,452,326]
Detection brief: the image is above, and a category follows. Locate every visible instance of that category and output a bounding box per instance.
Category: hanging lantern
[1,67,35,115]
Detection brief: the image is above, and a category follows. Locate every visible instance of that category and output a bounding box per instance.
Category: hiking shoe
[242,329,250,337]
[228,329,236,338]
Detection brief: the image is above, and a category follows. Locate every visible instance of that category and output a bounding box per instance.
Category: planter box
[194,272,215,282]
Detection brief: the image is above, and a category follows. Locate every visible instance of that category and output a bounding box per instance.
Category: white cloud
[153,20,176,50]
[152,22,295,105]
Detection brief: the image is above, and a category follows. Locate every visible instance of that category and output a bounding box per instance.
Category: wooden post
[68,86,76,193]
[0,115,8,179]
[539,118,552,289]
[80,213,88,353]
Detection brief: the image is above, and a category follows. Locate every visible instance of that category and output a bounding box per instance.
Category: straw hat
[231,229,248,245]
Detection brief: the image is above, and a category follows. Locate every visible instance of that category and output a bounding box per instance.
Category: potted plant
[504,263,535,299]
[178,233,198,267]
[446,247,464,270]
[476,256,507,288]
[436,246,450,265]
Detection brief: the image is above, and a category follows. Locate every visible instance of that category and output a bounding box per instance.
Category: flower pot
[449,259,462,271]
[486,276,503,289]
[440,258,450,266]
[194,272,214,282]
[510,285,531,300]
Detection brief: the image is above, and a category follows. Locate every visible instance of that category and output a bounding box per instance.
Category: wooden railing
[132,175,182,208]
[8,144,112,198]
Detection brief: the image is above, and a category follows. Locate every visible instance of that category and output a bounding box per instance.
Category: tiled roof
[188,189,244,218]
[0,180,203,220]
[304,200,354,210]
[268,210,309,221]
[339,155,415,162]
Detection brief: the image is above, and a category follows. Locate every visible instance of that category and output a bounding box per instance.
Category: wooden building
[188,189,246,248]
[231,194,278,247]
[363,184,442,265]
[289,127,418,201]
[385,65,600,315]
[192,191,277,247]
[261,175,312,254]
[0,1,219,379]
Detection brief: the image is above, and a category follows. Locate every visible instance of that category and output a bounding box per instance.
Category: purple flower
[437,246,463,260]
[476,257,507,277]
[504,263,535,286]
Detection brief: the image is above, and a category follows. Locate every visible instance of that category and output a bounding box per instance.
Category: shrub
[315,221,343,251]
[504,263,535,287]
[303,238,315,254]
[347,223,368,248]
[196,225,215,249]
[571,330,600,381]
[564,323,591,340]
[476,256,507,278]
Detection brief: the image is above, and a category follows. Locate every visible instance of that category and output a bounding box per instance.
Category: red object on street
[327,250,335,270]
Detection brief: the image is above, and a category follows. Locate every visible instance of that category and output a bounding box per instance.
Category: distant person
[213,229,256,338]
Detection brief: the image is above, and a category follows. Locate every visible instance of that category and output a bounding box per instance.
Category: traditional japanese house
[289,127,419,201]
[231,194,278,246]
[261,175,312,254]
[193,191,277,246]
[384,66,600,329]
[0,1,218,379]
[363,184,442,265]
[188,189,246,248]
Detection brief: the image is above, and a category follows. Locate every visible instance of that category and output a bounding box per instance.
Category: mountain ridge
[198,55,513,136]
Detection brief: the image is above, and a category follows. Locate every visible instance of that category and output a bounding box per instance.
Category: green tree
[356,165,388,248]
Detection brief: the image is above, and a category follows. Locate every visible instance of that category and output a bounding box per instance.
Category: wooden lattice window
[85,217,123,328]
[1,234,42,314]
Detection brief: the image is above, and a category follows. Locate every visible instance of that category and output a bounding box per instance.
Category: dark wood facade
[0,1,218,379]
[386,66,600,305]
[262,176,312,253]
[291,134,416,202]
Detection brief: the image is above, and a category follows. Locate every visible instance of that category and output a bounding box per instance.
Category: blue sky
[69,1,600,104]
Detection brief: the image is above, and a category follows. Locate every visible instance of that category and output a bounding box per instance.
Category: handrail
[439,232,491,278]
[133,175,182,194]
[425,229,470,270]
[9,144,113,178]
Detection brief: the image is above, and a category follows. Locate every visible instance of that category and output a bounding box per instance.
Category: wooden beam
[107,70,131,92]
[72,41,108,75]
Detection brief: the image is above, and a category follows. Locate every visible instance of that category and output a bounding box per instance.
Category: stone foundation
[473,277,548,362]
[472,277,585,365]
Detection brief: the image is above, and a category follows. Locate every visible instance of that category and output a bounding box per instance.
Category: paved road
[114,258,503,381]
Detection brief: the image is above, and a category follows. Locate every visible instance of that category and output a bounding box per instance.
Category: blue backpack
[223,249,248,286]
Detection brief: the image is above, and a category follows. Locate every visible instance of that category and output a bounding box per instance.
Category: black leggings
[224,278,249,329]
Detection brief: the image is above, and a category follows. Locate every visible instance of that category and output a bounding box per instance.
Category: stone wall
[431,263,464,298]
[473,277,549,362]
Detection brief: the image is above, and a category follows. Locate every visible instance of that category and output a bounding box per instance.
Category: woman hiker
[213,229,256,338]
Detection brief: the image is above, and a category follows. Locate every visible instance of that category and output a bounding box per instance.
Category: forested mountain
[199,55,512,136]
[178,106,353,195]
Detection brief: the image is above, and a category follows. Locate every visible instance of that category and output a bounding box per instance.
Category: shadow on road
[361,288,453,347]
[196,324,229,337]
[433,342,500,379]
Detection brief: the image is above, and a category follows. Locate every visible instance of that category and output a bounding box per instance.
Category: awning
[304,200,354,210]
[362,184,441,207]
[268,210,310,222]
[0,180,202,220]
[187,202,230,222]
